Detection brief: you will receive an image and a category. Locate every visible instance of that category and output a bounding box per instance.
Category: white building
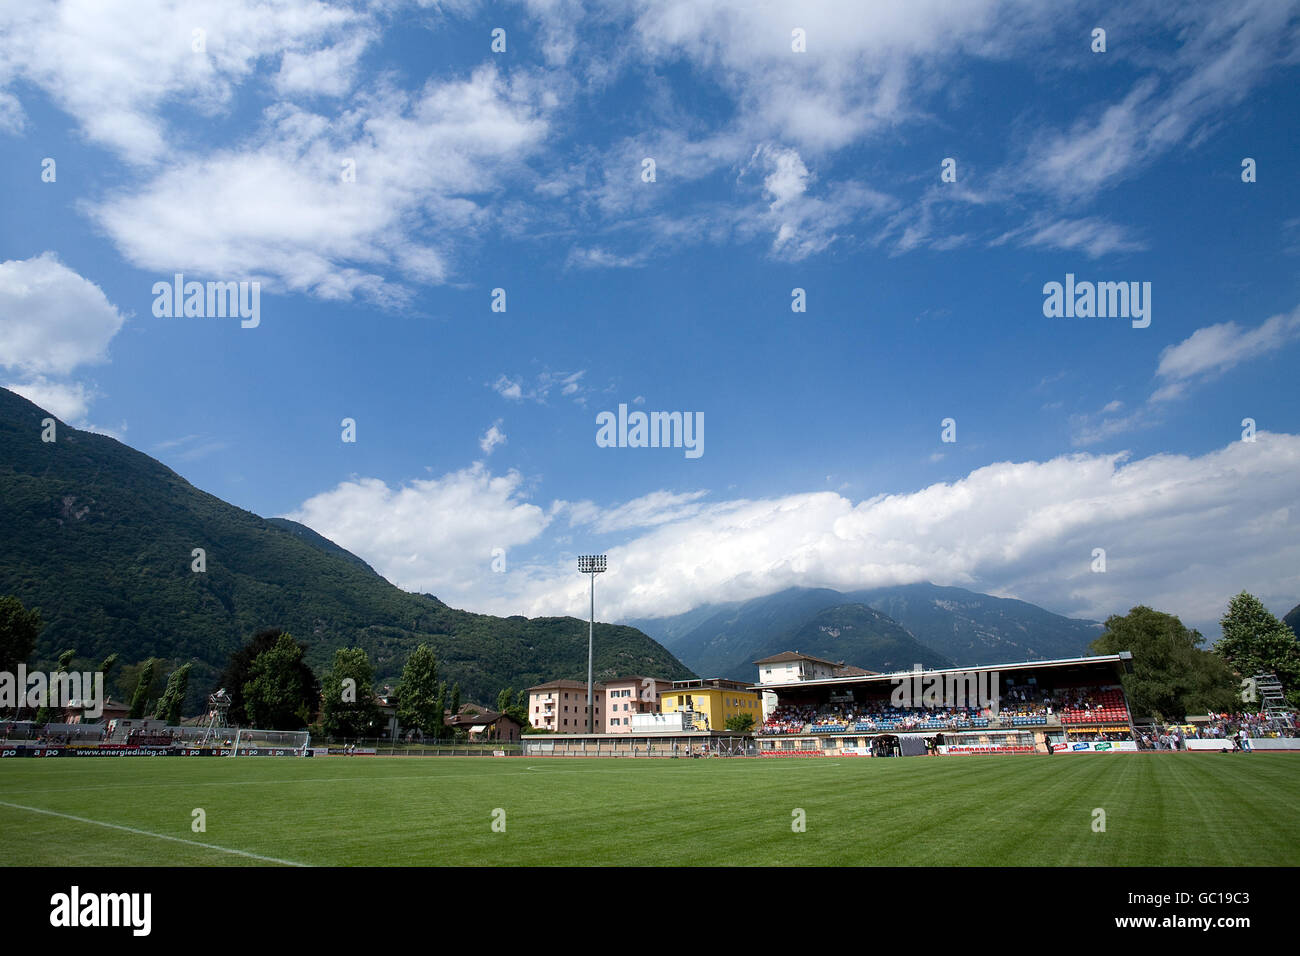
[753,651,875,719]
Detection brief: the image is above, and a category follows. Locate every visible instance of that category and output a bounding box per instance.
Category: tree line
[0,601,536,738]
[3,590,1298,730]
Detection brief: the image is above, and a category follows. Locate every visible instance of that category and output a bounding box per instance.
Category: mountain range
[629,583,1106,681]
[0,387,692,712]
[6,383,1210,715]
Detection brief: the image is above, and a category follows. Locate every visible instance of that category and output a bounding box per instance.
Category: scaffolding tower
[1254,672,1294,722]
[199,689,232,746]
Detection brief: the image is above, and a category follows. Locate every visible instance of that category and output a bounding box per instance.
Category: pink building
[527,680,604,733]
[602,676,673,733]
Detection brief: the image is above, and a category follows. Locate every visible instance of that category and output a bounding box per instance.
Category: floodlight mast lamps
[577,555,607,733]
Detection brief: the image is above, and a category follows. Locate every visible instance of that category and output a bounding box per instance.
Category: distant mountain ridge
[0,387,692,711]
[764,603,952,673]
[630,583,1102,681]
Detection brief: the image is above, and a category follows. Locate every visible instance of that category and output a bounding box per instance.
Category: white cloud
[274,32,372,97]
[491,375,524,400]
[3,378,96,422]
[90,65,551,301]
[290,436,1300,638]
[479,419,507,455]
[550,436,1299,633]
[740,144,893,259]
[0,90,24,134]
[1154,305,1300,398]
[0,0,366,164]
[1070,406,1157,448]
[3,378,125,438]
[0,252,126,376]
[151,433,230,462]
[562,489,711,534]
[489,368,588,404]
[564,247,648,270]
[1021,1,1300,199]
[283,463,551,598]
[628,0,1044,152]
[755,144,810,205]
[1072,303,1300,443]
[998,216,1148,258]
[77,421,128,440]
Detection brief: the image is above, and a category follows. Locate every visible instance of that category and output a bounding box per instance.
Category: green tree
[395,644,440,736]
[725,712,756,732]
[218,628,316,725]
[115,659,165,713]
[493,687,529,726]
[97,653,119,713]
[493,686,531,728]
[1215,592,1300,706]
[450,682,461,718]
[0,595,42,679]
[1090,606,1239,721]
[128,658,157,719]
[433,681,447,740]
[34,647,76,724]
[153,663,192,725]
[321,647,379,737]
[243,633,319,730]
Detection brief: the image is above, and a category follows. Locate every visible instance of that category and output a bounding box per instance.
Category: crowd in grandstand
[763,705,817,735]
[762,700,992,734]
[760,684,1138,735]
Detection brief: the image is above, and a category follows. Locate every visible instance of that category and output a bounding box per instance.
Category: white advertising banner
[1061,740,1138,753]
[1186,737,1299,751]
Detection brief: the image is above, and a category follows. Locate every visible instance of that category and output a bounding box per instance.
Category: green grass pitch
[2,754,1298,866]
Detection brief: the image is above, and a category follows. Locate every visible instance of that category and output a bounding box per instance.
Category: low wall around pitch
[1185,737,1300,751]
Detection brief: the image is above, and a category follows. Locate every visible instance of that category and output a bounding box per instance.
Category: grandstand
[752,654,1138,755]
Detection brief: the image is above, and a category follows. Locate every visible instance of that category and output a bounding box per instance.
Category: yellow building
[659,678,762,731]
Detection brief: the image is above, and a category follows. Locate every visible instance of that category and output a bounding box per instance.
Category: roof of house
[833,664,877,677]
[669,677,756,691]
[445,710,522,728]
[602,675,673,685]
[753,650,843,667]
[527,679,605,693]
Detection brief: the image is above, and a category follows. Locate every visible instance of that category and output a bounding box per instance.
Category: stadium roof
[750,653,1130,692]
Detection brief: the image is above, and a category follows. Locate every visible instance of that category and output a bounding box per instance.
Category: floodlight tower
[577,554,607,733]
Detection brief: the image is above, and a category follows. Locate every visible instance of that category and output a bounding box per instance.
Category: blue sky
[1,0,1298,638]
